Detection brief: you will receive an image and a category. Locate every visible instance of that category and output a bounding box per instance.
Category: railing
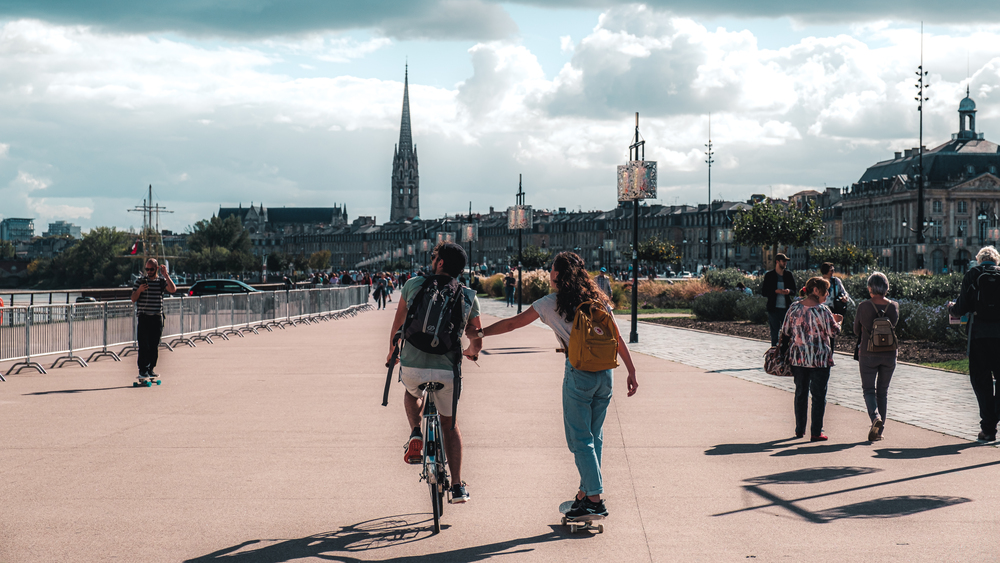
[0,285,370,378]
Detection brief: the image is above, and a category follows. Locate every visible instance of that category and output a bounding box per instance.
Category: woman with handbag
[780,276,843,441]
[853,272,898,442]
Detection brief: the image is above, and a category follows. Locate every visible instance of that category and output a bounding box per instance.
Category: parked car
[187,279,260,296]
[678,271,693,278]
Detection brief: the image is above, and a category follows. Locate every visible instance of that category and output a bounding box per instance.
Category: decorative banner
[436,232,455,244]
[989,228,1000,241]
[407,244,414,256]
[916,244,927,254]
[507,205,533,230]
[462,223,478,243]
[419,239,432,252]
[881,248,892,257]
[394,248,403,258]
[603,239,615,252]
[954,237,965,249]
[617,160,658,201]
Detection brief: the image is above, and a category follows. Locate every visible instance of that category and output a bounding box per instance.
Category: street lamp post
[705,114,714,269]
[617,112,657,344]
[508,175,532,314]
[914,26,930,269]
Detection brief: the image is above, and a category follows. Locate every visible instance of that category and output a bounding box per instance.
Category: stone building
[390,66,420,222]
[842,90,1000,273]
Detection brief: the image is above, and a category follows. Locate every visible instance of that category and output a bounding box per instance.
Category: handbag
[763,334,793,377]
[831,278,848,316]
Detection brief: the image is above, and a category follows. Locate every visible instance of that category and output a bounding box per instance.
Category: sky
[1,1,1000,235]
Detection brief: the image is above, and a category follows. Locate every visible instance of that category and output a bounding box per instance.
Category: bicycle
[417,381,450,534]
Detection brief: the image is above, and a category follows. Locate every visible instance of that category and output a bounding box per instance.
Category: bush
[733,295,768,324]
[484,273,505,298]
[519,269,551,303]
[896,299,965,345]
[691,291,747,321]
[704,268,761,293]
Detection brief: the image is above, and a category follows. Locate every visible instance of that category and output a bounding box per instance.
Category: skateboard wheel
[155,381,161,385]
[132,382,139,387]
[561,516,567,526]
[598,524,604,533]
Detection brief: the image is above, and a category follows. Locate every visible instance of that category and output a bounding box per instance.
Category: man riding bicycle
[386,242,482,503]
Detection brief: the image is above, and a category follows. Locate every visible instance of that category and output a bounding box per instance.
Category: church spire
[398,64,413,155]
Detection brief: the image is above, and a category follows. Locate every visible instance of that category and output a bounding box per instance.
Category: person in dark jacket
[949,245,1000,442]
[761,253,798,347]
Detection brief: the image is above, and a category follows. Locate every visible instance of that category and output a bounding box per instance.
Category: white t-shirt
[531,293,574,348]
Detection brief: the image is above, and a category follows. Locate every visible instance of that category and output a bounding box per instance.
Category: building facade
[43,220,82,239]
[841,91,1000,273]
[0,218,34,242]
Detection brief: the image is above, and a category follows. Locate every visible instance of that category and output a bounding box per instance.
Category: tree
[0,240,14,259]
[266,252,291,273]
[186,215,251,254]
[41,227,133,288]
[811,243,877,273]
[733,199,824,266]
[292,253,309,273]
[515,245,552,270]
[308,250,331,271]
[638,235,680,268]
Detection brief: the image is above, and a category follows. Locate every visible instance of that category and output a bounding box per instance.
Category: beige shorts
[400,366,456,417]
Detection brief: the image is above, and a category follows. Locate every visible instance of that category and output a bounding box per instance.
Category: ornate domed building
[842,88,1000,272]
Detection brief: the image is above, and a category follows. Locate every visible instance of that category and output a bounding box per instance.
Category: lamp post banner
[617,160,657,201]
[462,223,478,243]
[507,205,533,230]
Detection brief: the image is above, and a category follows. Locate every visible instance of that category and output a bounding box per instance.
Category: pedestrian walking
[471,252,638,520]
[595,267,613,300]
[129,258,177,382]
[821,262,851,349]
[949,246,1000,442]
[762,253,797,346]
[854,272,898,442]
[373,272,387,309]
[504,270,516,307]
[781,276,842,441]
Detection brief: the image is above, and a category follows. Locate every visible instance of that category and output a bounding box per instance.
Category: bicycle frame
[420,383,450,533]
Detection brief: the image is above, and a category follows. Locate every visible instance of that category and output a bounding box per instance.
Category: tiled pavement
[478,296,986,443]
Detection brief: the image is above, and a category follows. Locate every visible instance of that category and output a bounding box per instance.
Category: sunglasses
[145,267,156,272]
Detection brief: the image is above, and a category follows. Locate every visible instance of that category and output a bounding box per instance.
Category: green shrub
[691,291,746,321]
[486,273,505,298]
[896,299,965,345]
[733,295,767,324]
[704,268,761,293]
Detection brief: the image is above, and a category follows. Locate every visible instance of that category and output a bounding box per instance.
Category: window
[958,219,968,237]
[958,201,968,214]
[933,200,943,213]
[968,165,976,174]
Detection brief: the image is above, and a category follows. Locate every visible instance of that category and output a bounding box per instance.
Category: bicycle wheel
[429,479,442,533]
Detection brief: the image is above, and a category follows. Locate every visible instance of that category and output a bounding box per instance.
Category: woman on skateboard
[470,251,638,520]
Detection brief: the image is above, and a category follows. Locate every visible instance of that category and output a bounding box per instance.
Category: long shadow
[24,386,134,395]
[873,442,980,460]
[184,514,567,563]
[745,466,881,486]
[705,437,798,456]
[770,442,867,457]
[816,495,971,520]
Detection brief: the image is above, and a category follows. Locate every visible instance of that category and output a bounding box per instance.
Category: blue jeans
[792,366,830,437]
[562,360,613,496]
[768,308,788,347]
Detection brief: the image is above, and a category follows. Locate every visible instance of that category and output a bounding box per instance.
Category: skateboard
[559,500,605,533]
[133,376,161,387]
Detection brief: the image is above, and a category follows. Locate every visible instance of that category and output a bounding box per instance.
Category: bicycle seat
[418,382,446,392]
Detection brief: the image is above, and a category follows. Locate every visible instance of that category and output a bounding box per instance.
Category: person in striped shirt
[130,258,177,380]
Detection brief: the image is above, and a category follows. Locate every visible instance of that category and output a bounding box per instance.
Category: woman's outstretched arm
[477,306,540,338]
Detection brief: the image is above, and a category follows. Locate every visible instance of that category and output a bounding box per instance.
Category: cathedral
[390,66,420,222]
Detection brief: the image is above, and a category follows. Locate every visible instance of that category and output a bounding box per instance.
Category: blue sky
[0,2,998,234]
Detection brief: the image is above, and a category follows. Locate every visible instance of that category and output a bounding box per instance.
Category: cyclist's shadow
[184,514,565,563]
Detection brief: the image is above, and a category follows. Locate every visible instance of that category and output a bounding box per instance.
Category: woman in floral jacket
[780,276,843,441]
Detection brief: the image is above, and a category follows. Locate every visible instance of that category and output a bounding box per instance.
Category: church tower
[390,65,419,222]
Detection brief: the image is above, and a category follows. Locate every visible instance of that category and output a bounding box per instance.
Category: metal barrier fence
[0,285,370,378]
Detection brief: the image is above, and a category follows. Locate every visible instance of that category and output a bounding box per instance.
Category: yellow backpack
[568,300,620,372]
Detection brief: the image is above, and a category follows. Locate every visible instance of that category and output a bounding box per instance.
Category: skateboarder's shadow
[704,437,799,456]
[185,514,564,563]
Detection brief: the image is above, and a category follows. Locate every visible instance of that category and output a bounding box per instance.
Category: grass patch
[920,359,969,374]
[615,308,692,315]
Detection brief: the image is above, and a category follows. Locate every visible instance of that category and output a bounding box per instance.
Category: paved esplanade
[480,298,983,443]
[1,300,998,562]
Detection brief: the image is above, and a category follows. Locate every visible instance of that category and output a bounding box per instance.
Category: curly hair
[552,251,611,319]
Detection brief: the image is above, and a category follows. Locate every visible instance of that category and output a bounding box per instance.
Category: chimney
[489,206,494,214]
[894,151,902,159]
[904,149,912,158]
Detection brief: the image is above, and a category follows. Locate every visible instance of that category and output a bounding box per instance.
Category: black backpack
[402,275,468,355]
[974,265,1000,321]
